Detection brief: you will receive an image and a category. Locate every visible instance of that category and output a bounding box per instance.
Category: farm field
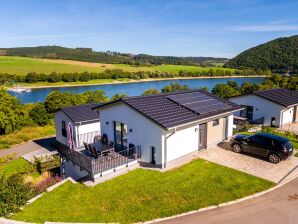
[0,56,235,75]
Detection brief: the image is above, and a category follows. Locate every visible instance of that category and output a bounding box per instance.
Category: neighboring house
[55,103,102,148]
[93,90,241,169]
[230,88,298,127]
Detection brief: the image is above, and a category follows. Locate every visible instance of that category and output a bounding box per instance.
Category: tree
[199,86,208,91]
[0,89,21,134]
[82,90,109,103]
[142,88,160,96]
[44,91,83,113]
[161,83,189,93]
[29,103,51,126]
[211,84,238,98]
[111,93,128,101]
[240,82,257,95]
[227,80,239,90]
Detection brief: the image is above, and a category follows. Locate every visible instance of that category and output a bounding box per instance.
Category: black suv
[230,132,293,163]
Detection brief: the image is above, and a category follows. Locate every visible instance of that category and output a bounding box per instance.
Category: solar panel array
[167,92,231,115]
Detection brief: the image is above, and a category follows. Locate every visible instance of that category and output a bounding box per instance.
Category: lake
[9,77,264,103]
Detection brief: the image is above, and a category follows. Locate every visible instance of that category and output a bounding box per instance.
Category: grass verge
[0,124,55,150]
[12,159,274,224]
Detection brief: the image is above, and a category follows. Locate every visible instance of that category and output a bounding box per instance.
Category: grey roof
[254,88,298,107]
[93,90,241,130]
[61,103,102,123]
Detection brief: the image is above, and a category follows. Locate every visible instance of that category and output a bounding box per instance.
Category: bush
[33,175,62,195]
[0,174,33,217]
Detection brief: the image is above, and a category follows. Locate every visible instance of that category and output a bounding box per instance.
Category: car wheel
[268,153,280,164]
[232,143,242,153]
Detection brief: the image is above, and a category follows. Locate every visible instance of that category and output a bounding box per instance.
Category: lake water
[9,77,264,104]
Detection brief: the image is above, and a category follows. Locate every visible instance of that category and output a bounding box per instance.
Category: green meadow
[0,56,234,75]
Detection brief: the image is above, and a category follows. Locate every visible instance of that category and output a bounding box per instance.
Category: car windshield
[283,141,292,150]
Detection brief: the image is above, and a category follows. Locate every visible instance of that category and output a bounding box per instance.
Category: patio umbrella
[67,123,76,150]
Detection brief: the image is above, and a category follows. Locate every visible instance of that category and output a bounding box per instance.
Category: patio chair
[94,135,101,143]
[83,142,92,156]
[92,146,99,159]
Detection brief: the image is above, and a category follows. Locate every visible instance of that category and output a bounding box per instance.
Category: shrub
[0,174,33,217]
[33,175,62,195]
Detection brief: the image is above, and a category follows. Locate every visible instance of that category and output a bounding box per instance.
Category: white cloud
[229,24,298,32]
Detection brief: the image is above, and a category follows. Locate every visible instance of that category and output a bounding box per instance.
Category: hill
[225,35,298,73]
[0,46,228,66]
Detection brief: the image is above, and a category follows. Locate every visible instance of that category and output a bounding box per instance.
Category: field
[12,159,274,223]
[0,56,235,75]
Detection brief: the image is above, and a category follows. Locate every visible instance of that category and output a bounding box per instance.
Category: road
[158,177,298,224]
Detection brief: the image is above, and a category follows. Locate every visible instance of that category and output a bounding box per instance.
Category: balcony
[57,142,141,178]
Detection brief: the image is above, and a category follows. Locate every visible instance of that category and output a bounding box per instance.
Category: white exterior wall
[99,103,164,165]
[77,121,101,147]
[54,110,100,148]
[227,114,234,137]
[63,160,89,180]
[164,123,199,163]
[230,95,286,127]
[281,107,294,125]
[54,111,76,146]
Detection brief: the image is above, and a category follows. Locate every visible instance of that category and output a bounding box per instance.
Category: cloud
[229,24,298,32]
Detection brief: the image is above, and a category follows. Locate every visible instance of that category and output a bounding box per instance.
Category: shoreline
[8,75,266,89]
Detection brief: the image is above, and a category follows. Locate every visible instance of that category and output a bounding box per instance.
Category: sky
[0,0,297,58]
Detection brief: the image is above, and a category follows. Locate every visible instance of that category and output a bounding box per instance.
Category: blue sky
[0,0,297,58]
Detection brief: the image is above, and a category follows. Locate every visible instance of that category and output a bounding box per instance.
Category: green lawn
[0,124,55,150]
[0,56,234,75]
[13,159,274,224]
[0,158,32,177]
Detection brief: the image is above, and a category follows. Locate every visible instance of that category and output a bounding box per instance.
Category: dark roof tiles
[94,90,241,129]
[254,88,298,107]
[61,103,102,123]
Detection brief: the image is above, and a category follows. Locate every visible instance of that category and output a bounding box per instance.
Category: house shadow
[33,136,57,152]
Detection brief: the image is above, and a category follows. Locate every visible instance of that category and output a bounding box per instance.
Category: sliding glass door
[113,121,128,151]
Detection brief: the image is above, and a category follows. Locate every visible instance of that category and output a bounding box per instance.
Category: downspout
[76,121,81,148]
[163,127,176,169]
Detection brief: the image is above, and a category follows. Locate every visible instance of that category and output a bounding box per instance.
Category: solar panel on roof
[167,92,231,114]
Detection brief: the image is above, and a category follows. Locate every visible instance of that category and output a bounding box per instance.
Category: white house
[93,90,241,169]
[230,88,298,127]
[55,103,102,149]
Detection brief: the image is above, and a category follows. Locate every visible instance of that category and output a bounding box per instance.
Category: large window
[113,121,128,150]
[62,120,67,137]
[240,105,253,120]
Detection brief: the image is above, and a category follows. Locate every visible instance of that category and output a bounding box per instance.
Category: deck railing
[58,145,141,175]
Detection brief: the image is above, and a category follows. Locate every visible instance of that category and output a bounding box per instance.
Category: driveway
[198,142,298,183]
[0,136,56,161]
[158,176,298,224]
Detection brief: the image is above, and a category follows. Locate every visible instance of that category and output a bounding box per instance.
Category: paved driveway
[198,142,298,183]
[158,177,298,224]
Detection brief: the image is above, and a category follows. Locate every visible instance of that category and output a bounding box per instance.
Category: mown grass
[0,124,55,150]
[0,56,234,75]
[0,158,31,177]
[13,159,274,224]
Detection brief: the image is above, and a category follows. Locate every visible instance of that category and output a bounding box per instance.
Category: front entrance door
[199,123,207,150]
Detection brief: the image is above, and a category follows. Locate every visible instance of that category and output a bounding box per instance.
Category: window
[62,120,67,137]
[248,135,262,144]
[262,137,274,147]
[213,119,219,126]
